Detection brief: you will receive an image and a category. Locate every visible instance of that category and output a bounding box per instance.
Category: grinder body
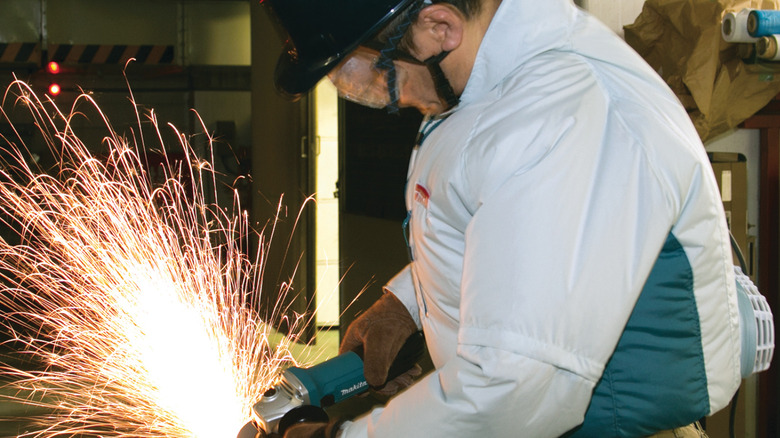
[238,331,425,437]
[252,352,366,433]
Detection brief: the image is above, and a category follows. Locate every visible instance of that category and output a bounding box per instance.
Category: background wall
[576,0,646,36]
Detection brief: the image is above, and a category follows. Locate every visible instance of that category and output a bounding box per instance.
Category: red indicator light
[47,61,61,75]
[48,83,61,96]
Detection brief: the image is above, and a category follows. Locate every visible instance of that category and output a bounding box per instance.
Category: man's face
[396,58,448,115]
[327,45,448,116]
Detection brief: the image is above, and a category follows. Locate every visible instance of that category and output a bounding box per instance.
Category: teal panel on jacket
[565,232,709,437]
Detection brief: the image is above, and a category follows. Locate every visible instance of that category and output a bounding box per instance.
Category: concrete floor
[0,348,51,437]
[0,329,341,437]
[292,328,340,364]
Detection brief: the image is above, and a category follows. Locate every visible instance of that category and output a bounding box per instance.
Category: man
[262,0,742,436]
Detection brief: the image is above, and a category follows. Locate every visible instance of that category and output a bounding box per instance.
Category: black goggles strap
[373,1,426,114]
[424,51,460,109]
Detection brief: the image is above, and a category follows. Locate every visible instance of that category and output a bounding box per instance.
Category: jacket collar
[459,0,578,106]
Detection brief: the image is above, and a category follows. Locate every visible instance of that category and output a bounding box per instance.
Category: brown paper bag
[625,0,780,142]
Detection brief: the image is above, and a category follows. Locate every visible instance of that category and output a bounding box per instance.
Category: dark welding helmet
[262,0,420,99]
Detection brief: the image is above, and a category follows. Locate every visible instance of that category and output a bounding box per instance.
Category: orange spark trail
[0,80,305,437]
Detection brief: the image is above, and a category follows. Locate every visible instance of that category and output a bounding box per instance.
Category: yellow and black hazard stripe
[48,44,175,65]
[0,42,41,63]
[0,43,174,65]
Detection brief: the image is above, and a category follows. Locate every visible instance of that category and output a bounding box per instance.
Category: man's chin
[418,101,447,116]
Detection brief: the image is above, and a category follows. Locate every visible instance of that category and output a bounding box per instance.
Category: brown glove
[339,292,418,389]
[371,363,422,397]
[278,419,345,438]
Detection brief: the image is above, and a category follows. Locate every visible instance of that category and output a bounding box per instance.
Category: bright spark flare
[0,80,308,437]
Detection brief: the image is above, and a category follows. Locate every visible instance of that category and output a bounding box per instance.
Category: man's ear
[416,4,464,52]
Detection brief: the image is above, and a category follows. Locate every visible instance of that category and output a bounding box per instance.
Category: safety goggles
[327,46,398,109]
[327,43,426,110]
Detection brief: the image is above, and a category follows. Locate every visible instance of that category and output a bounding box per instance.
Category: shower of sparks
[0,80,311,437]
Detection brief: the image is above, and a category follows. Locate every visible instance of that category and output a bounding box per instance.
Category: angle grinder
[237,331,425,437]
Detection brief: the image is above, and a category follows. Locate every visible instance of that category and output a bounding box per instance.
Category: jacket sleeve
[383,265,421,329]
[341,351,595,437]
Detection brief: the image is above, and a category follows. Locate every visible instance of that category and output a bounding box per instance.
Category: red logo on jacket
[414,183,429,208]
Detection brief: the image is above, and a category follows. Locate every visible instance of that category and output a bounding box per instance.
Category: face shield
[327,46,409,110]
[327,44,458,116]
[327,0,458,114]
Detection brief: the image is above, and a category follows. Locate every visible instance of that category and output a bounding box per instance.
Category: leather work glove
[339,292,420,394]
[268,419,345,438]
[372,362,422,397]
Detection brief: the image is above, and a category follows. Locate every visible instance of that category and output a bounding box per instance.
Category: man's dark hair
[442,0,483,18]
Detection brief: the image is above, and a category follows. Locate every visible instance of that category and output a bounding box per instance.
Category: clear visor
[327,46,408,109]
